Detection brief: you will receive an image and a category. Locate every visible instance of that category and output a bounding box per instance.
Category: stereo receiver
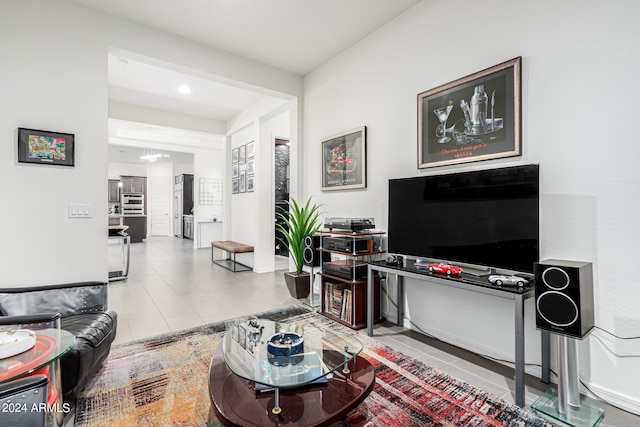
[322,237,372,254]
[322,260,369,281]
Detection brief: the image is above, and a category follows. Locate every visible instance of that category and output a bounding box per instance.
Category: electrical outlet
[68,204,92,218]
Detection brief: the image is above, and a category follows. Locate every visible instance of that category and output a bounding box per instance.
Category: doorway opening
[274,138,290,260]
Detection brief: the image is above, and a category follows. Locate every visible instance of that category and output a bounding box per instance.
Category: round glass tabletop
[0,328,76,384]
[222,319,364,390]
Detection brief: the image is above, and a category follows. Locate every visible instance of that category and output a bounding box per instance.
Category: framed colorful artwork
[17,128,75,166]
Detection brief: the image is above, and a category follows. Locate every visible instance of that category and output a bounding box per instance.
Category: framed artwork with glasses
[418,57,521,168]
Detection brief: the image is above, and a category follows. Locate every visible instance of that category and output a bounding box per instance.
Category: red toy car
[427,262,463,276]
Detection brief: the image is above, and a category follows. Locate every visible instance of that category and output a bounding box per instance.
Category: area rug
[75,306,556,427]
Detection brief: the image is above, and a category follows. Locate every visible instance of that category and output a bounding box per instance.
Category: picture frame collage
[231,141,254,194]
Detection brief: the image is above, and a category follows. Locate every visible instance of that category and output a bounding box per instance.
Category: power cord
[589,334,640,359]
[593,326,640,340]
[378,273,639,416]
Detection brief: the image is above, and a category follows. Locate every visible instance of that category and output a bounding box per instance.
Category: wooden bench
[211,241,254,272]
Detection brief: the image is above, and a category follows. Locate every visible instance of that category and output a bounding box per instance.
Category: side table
[0,328,75,427]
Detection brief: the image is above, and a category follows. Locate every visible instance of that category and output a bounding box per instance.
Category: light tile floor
[107,236,638,426]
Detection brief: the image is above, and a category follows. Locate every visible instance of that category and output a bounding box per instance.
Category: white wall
[108,162,149,180]
[229,124,258,257]
[0,0,109,286]
[227,98,293,271]
[0,0,301,286]
[193,145,225,248]
[173,163,195,177]
[109,101,226,135]
[303,0,640,413]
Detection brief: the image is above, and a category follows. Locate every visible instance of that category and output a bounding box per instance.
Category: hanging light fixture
[140,126,163,162]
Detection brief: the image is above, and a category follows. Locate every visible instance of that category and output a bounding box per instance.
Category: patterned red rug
[75,306,557,426]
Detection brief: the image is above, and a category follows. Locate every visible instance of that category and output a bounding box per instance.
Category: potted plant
[276,198,322,298]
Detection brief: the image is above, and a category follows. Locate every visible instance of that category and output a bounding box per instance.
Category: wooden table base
[208,344,375,427]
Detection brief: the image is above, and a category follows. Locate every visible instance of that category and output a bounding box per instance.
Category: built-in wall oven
[121,193,144,215]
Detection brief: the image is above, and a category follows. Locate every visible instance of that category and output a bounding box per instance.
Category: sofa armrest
[0,313,61,331]
[0,281,108,318]
[0,375,49,426]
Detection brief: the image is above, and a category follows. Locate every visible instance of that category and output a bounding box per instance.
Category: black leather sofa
[0,281,117,408]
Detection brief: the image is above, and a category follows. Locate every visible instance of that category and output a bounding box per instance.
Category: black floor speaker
[303,235,321,267]
[534,259,594,338]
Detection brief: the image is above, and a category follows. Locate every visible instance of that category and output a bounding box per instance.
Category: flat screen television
[388,164,539,274]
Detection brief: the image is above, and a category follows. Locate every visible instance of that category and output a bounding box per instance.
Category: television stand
[366,261,551,408]
[411,259,496,277]
[461,266,495,277]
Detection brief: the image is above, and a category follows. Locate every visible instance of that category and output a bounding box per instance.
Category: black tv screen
[388,164,539,273]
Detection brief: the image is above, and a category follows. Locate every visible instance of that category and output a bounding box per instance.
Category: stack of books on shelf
[324,282,353,324]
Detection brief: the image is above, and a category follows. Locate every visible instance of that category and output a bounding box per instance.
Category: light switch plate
[68,204,92,218]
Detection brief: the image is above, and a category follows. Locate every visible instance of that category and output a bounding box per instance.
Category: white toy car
[488,275,528,287]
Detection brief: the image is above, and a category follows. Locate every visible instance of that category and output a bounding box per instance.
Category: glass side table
[0,328,76,427]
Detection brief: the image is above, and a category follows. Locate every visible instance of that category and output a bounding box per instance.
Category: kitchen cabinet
[108,180,120,203]
[120,176,146,194]
[123,216,147,243]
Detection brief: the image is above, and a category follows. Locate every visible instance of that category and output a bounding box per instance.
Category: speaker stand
[302,267,321,309]
[531,335,605,427]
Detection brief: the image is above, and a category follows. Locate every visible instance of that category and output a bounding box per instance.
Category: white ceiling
[108,119,222,164]
[108,53,267,121]
[72,0,423,163]
[109,145,194,165]
[72,0,422,75]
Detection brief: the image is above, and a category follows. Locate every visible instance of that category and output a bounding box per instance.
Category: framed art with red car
[321,126,366,191]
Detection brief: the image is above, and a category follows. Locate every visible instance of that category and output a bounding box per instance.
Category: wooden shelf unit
[318,229,385,329]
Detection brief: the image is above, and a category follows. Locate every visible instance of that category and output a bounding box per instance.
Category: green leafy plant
[276,198,322,275]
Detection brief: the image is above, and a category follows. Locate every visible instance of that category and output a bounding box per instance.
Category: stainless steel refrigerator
[174,174,193,238]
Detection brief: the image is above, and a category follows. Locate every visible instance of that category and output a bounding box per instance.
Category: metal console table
[366,260,550,408]
[108,227,130,282]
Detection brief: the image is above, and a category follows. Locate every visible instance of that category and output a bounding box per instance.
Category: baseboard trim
[583,382,640,416]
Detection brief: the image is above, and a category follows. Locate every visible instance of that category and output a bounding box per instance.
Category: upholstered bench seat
[211,240,254,272]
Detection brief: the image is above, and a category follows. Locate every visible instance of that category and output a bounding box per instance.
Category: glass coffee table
[208,319,375,426]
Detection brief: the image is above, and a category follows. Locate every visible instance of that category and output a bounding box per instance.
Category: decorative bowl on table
[0,329,36,359]
[266,332,304,366]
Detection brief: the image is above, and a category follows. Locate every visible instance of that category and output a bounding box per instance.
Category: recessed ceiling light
[118,59,129,66]
[177,84,191,94]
